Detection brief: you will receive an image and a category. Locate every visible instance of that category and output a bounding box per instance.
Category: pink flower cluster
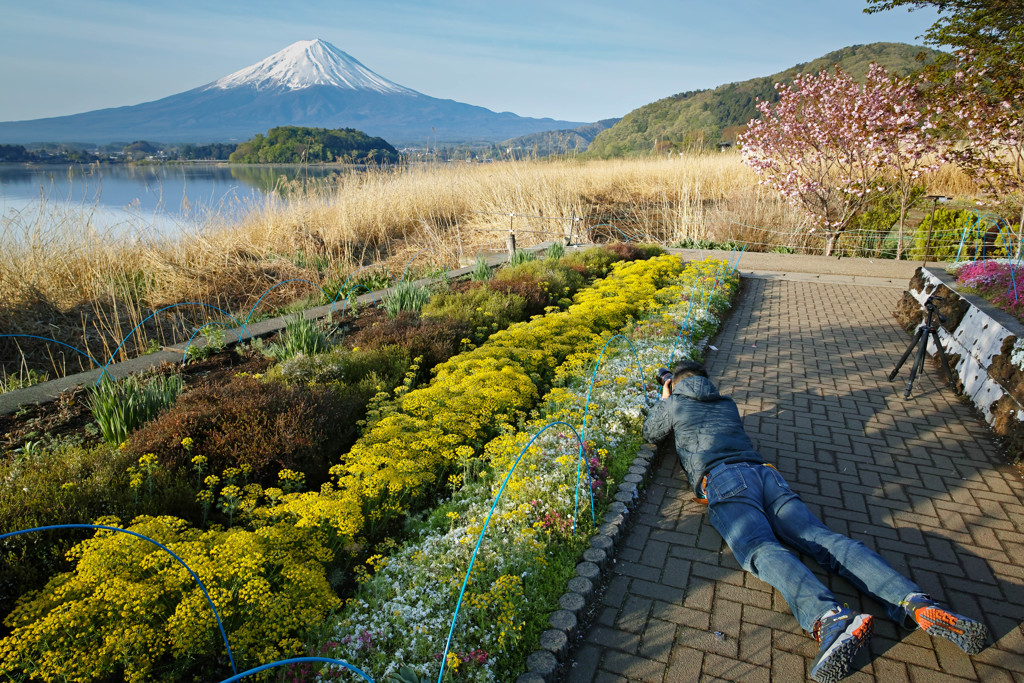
[956,260,1014,292]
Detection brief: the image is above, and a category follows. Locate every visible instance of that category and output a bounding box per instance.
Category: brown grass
[0,154,982,382]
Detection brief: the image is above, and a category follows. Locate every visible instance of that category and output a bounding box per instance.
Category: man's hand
[661,380,672,400]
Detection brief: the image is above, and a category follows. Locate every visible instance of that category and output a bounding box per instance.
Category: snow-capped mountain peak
[207,39,417,95]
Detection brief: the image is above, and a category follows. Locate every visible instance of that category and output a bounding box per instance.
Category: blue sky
[1,0,940,124]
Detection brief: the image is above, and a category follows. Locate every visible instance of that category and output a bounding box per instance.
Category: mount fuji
[0,39,585,145]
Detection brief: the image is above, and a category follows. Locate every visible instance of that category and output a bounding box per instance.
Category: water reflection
[0,163,350,236]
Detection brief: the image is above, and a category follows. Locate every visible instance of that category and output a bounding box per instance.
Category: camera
[656,367,673,386]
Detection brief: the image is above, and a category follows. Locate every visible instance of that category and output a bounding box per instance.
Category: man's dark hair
[672,361,708,384]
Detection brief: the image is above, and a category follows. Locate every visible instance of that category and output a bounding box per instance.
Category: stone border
[515,441,657,683]
[899,266,1024,456]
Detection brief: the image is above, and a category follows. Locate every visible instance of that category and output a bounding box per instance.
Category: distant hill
[0,39,584,146]
[500,119,620,157]
[586,43,943,158]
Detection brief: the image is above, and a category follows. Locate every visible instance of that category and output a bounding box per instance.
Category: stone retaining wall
[894,267,1024,459]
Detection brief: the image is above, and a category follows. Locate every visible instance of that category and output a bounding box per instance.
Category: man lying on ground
[642,361,990,683]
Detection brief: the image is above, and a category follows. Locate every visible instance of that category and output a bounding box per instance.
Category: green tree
[865,0,1024,97]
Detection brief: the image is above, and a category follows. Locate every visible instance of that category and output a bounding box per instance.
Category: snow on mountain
[207,39,418,95]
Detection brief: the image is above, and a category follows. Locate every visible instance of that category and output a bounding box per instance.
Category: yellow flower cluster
[279,256,686,545]
[0,516,340,682]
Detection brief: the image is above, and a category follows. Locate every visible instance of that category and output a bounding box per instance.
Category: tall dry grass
[0,153,983,382]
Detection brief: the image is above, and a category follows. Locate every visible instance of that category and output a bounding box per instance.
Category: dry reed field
[0,154,976,384]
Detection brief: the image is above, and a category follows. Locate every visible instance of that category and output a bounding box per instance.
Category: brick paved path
[567,275,1024,682]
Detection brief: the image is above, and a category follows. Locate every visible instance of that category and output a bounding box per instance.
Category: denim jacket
[642,375,762,496]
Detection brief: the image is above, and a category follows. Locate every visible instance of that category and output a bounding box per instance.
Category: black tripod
[889,295,960,398]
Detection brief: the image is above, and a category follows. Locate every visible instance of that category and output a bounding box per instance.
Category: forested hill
[586,42,943,158]
[229,126,399,164]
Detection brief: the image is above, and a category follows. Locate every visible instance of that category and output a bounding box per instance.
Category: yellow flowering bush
[0,516,340,683]
[311,255,686,545]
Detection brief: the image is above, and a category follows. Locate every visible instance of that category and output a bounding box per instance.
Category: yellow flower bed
[266,255,685,545]
[0,516,340,682]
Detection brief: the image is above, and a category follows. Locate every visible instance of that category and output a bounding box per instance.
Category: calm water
[0,163,347,238]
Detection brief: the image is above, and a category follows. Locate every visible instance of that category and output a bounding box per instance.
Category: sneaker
[904,594,989,655]
[810,607,874,683]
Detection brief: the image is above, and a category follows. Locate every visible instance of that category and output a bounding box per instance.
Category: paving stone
[560,274,1024,683]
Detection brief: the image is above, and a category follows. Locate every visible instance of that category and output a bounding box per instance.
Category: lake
[0,163,349,239]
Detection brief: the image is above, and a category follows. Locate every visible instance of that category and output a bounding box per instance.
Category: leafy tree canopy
[865,0,1024,97]
[228,126,399,165]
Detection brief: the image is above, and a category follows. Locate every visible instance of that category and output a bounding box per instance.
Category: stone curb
[516,442,657,683]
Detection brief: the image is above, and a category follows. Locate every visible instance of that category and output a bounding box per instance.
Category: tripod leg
[889,326,926,381]
[930,328,960,394]
[905,329,930,398]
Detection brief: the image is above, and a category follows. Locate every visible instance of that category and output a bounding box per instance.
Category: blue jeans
[705,462,920,632]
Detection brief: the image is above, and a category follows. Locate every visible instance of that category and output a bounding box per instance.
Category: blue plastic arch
[182,321,243,363]
[586,223,633,242]
[217,657,374,683]
[333,284,378,318]
[0,334,109,383]
[242,279,331,332]
[438,420,591,683]
[399,250,424,282]
[0,524,237,675]
[335,264,398,302]
[667,286,699,365]
[98,302,243,386]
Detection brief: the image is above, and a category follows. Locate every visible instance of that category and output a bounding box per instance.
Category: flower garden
[0,245,739,682]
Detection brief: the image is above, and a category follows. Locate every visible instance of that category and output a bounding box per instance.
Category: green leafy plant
[382,280,432,318]
[470,256,492,282]
[0,367,48,394]
[545,241,566,260]
[184,326,225,363]
[262,313,332,361]
[88,373,185,444]
[508,249,536,266]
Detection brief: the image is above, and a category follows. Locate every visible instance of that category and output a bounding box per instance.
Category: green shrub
[127,375,351,485]
[268,344,411,387]
[382,280,432,318]
[910,209,1007,261]
[422,287,528,341]
[0,516,340,682]
[261,313,332,362]
[89,373,184,444]
[562,245,618,277]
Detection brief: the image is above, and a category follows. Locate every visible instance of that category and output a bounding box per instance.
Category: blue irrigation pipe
[242,279,331,333]
[182,321,241,363]
[335,265,398,302]
[586,223,633,242]
[98,303,243,386]
[667,284,699,366]
[732,243,748,272]
[217,657,374,683]
[336,284,378,318]
[0,524,237,676]
[0,334,109,383]
[395,249,419,282]
[578,334,649,529]
[438,420,589,683]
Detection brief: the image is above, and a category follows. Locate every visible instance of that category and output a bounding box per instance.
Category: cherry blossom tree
[739,64,936,256]
[931,52,1024,234]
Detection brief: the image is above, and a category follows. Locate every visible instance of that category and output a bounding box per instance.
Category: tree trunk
[824,232,839,256]
[896,202,908,260]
